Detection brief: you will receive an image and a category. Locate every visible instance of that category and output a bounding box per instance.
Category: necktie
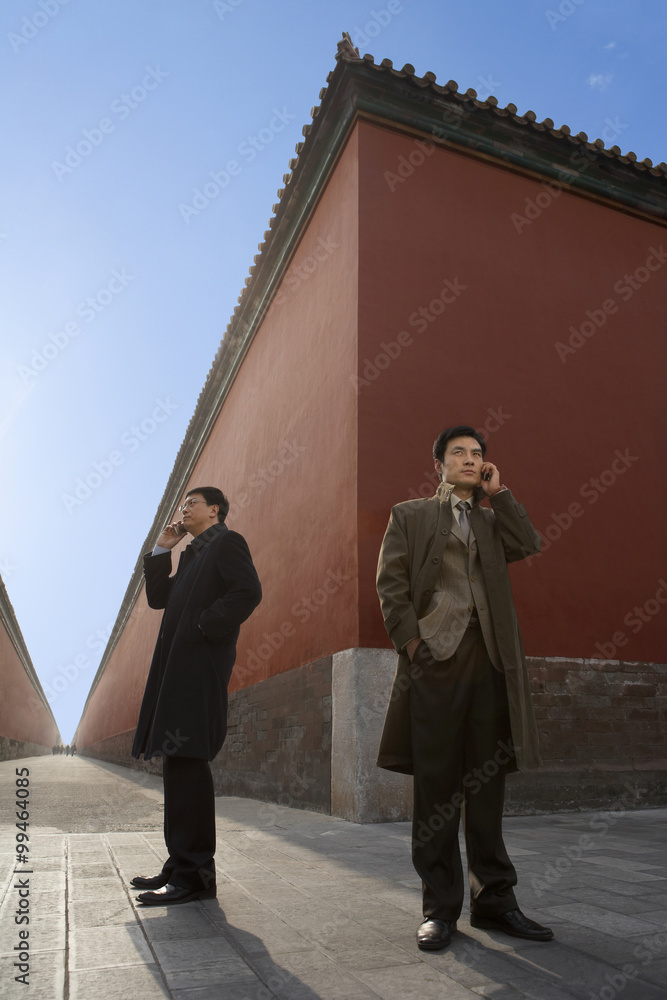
[457,500,471,545]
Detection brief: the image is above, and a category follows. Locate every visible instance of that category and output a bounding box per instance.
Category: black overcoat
[132,522,262,761]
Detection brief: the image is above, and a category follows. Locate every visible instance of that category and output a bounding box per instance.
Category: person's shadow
[130,898,323,999]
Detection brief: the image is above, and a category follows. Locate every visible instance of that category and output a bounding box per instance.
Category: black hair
[185,486,230,523]
[432,425,487,464]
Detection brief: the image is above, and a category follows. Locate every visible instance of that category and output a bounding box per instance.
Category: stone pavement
[1,756,666,1000]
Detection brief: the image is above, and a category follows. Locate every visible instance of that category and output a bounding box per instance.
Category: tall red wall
[185,129,360,691]
[356,122,666,663]
[0,627,59,749]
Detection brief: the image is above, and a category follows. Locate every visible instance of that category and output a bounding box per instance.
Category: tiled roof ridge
[333,35,666,175]
[167,33,667,506]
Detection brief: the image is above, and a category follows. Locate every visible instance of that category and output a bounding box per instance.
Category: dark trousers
[410,624,518,921]
[161,756,216,890]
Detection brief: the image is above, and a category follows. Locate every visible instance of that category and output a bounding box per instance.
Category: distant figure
[64,745,71,756]
[70,743,77,756]
[131,486,262,906]
[51,745,57,755]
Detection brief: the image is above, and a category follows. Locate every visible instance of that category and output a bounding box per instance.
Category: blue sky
[0,0,664,742]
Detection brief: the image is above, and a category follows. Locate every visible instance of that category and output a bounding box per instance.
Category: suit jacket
[376,482,542,773]
[418,513,501,666]
[132,522,262,761]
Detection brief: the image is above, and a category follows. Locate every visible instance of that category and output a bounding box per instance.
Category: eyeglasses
[178,498,208,513]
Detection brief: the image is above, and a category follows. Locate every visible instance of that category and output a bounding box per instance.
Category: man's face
[179,493,218,535]
[436,436,484,489]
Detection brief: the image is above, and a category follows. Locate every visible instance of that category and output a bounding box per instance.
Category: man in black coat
[131,486,262,904]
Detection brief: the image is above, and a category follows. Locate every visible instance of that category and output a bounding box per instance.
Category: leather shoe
[131,873,170,890]
[136,883,217,906]
[470,908,553,941]
[416,918,457,951]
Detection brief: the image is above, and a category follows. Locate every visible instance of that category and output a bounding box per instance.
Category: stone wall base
[82,730,163,776]
[212,656,331,812]
[329,648,667,822]
[79,649,667,822]
[0,737,55,762]
[81,656,333,813]
[505,767,667,815]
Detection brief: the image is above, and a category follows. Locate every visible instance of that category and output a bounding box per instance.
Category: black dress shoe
[131,873,170,890]
[136,883,217,906]
[416,918,457,951]
[470,908,554,941]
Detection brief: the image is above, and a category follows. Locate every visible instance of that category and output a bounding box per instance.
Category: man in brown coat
[376,425,553,951]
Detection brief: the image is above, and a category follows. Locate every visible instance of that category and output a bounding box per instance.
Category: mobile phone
[482,470,491,481]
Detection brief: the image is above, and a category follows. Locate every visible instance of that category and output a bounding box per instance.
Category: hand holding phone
[480,462,501,494]
[156,520,187,549]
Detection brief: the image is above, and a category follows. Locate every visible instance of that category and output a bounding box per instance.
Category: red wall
[356,122,666,663]
[0,627,59,748]
[184,129,360,691]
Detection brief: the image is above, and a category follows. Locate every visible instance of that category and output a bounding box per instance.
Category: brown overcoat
[376,482,543,773]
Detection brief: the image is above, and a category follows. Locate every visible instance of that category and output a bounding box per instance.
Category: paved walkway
[1,756,666,1000]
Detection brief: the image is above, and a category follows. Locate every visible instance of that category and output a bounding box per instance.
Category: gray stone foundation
[0,737,55,762]
[80,649,667,821]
